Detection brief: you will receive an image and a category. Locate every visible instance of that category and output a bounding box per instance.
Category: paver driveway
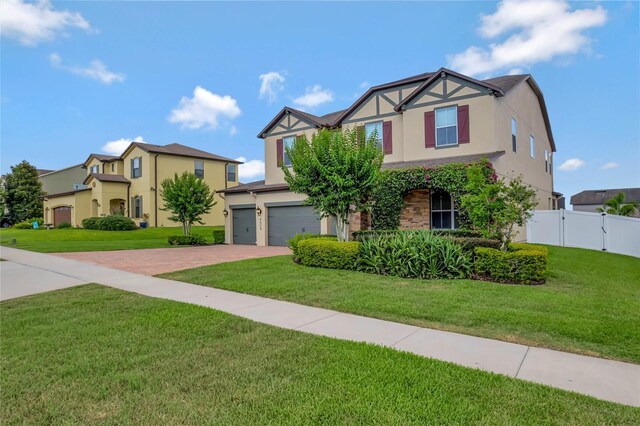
[53,245,291,275]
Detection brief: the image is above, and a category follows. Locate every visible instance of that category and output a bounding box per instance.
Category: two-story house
[220,68,557,246]
[43,142,240,227]
[39,163,87,195]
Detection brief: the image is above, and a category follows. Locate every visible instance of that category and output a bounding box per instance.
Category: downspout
[127,183,131,217]
[224,162,228,189]
[154,154,159,227]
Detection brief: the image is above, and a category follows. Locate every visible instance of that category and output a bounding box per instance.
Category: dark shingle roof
[382,151,505,170]
[83,173,130,184]
[482,74,530,93]
[37,169,54,176]
[218,180,289,194]
[128,142,241,163]
[570,188,640,206]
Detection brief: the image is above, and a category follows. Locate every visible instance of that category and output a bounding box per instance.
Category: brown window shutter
[382,121,392,154]
[276,139,283,167]
[424,111,436,148]
[457,105,470,144]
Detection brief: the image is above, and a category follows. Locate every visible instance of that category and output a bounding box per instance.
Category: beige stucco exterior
[39,164,86,195]
[43,189,92,226]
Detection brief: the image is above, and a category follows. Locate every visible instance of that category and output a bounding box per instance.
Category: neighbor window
[529,135,535,159]
[90,165,99,174]
[365,121,383,150]
[548,152,552,174]
[111,163,115,172]
[435,106,457,147]
[544,149,549,172]
[511,118,517,152]
[132,196,142,219]
[194,160,204,178]
[283,136,295,167]
[227,164,236,182]
[131,157,142,178]
[431,190,459,230]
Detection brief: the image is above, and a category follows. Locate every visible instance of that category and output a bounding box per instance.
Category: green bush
[13,217,43,229]
[474,243,548,284]
[353,228,485,242]
[447,237,501,253]
[358,230,472,279]
[56,222,72,229]
[212,229,225,244]
[433,229,484,238]
[352,229,402,242]
[288,233,337,262]
[297,239,361,270]
[168,235,207,246]
[82,216,136,231]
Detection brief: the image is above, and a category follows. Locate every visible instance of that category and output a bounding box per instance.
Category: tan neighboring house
[43,142,241,227]
[220,68,558,246]
[39,164,87,195]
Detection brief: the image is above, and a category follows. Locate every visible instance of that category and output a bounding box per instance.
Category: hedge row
[288,233,337,262]
[168,235,207,246]
[212,229,225,244]
[82,216,137,231]
[474,243,548,284]
[352,228,483,241]
[13,217,44,229]
[297,238,360,270]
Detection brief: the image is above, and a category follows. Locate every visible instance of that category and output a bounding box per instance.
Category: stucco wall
[43,189,92,227]
[40,165,86,195]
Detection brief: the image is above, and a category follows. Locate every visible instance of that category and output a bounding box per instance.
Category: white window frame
[529,135,535,159]
[435,106,458,147]
[430,190,459,230]
[226,164,236,182]
[511,118,517,152]
[90,165,99,174]
[133,196,142,219]
[365,121,383,151]
[132,157,141,178]
[194,160,205,178]
[283,136,295,167]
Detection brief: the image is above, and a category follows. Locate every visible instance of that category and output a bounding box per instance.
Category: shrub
[288,233,337,262]
[13,217,43,229]
[56,222,72,229]
[474,243,548,284]
[81,216,136,231]
[358,230,472,279]
[352,229,402,242]
[212,229,225,244]
[353,228,484,242]
[432,229,484,238]
[447,237,501,254]
[168,235,207,246]
[297,239,361,270]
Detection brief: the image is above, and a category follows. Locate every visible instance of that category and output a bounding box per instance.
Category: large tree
[283,128,383,241]
[596,192,639,217]
[160,172,216,236]
[3,161,44,223]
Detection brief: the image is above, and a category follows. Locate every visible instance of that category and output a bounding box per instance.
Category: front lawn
[161,246,640,363]
[1,285,637,424]
[0,226,222,253]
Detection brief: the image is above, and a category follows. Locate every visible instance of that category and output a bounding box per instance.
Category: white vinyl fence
[526,209,640,258]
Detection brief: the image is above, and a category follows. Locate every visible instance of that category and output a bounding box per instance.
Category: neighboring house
[42,142,241,227]
[39,164,87,195]
[571,188,640,216]
[220,67,558,246]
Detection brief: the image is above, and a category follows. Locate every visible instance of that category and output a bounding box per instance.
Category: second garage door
[268,205,321,246]
[232,208,257,245]
[53,206,71,227]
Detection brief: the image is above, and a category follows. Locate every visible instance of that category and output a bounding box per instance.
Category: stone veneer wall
[399,189,430,229]
[349,211,371,233]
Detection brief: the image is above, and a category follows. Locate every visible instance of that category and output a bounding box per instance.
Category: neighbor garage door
[232,208,256,245]
[268,205,321,246]
[53,206,71,227]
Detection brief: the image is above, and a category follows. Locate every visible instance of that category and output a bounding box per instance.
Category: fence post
[602,213,608,252]
[560,208,565,247]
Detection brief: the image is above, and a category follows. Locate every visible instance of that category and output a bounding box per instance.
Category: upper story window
[90,165,99,174]
[529,135,535,159]
[227,164,236,182]
[111,163,115,173]
[435,106,457,147]
[544,149,549,172]
[431,190,459,230]
[131,157,142,178]
[194,160,204,178]
[511,118,517,152]
[365,121,383,150]
[283,136,295,167]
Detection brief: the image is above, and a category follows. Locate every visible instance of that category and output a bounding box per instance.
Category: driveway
[53,245,291,275]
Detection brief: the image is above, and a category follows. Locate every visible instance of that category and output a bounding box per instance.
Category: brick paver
[53,245,291,275]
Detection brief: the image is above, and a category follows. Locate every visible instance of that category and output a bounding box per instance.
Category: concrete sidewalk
[1,246,638,407]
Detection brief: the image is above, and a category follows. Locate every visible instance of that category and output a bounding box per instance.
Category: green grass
[161,246,640,363]
[2,285,637,424]
[0,226,222,252]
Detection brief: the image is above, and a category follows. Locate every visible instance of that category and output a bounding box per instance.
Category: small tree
[283,128,383,241]
[596,192,639,217]
[3,160,44,223]
[160,172,215,236]
[461,168,537,251]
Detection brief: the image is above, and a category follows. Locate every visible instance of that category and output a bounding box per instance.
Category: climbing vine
[369,159,496,230]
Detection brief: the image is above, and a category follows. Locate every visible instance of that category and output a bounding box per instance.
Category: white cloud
[258,71,285,103]
[169,86,241,130]
[0,0,92,46]
[601,162,619,170]
[235,157,265,181]
[49,53,125,84]
[447,0,607,76]
[102,136,145,156]
[558,158,586,171]
[230,125,238,136]
[293,85,334,110]
[359,81,370,89]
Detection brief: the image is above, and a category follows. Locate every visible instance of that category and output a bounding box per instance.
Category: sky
[1,0,639,203]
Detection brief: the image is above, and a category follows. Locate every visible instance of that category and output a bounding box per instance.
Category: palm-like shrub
[357,230,471,279]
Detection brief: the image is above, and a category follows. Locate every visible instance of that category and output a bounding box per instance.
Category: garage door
[268,205,321,246]
[53,206,71,227]
[232,208,256,245]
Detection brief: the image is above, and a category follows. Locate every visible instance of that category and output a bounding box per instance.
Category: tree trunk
[335,215,350,242]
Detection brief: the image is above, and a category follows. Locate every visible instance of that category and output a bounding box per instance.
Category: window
[430,190,459,230]
[435,106,458,147]
[548,152,552,174]
[194,160,204,178]
[511,118,517,152]
[227,164,236,182]
[544,149,549,172]
[283,136,295,167]
[365,121,383,150]
[111,163,115,172]
[132,196,142,219]
[529,135,535,159]
[131,157,141,178]
[90,165,99,174]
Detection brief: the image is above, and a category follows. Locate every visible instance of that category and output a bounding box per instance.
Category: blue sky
[1,0,638,203]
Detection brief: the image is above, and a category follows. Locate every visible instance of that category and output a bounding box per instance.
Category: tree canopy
[597,192,639,217]
[2,160,44,223]
[160,172,215,236]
